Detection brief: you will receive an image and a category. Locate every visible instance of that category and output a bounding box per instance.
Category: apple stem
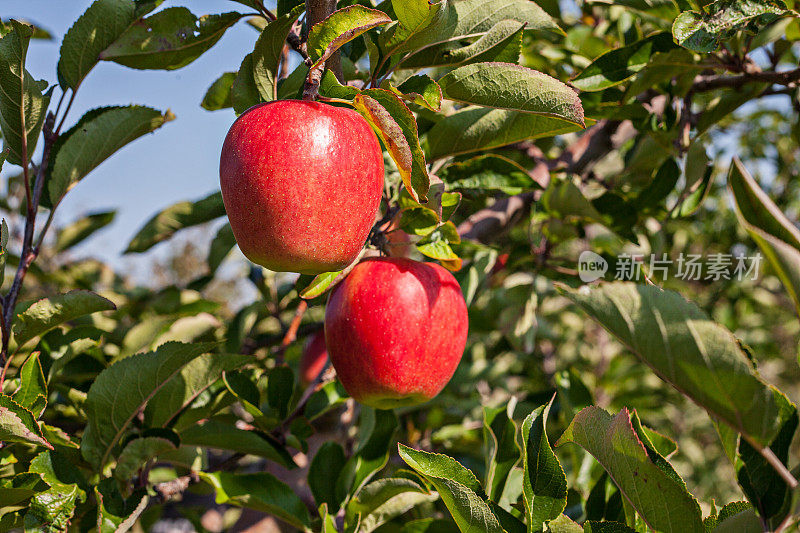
[302,65,324,101]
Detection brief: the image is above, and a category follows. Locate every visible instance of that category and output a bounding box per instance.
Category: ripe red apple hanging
[325,257,469,409]
[219,100,384,274]
[300,330,329,387]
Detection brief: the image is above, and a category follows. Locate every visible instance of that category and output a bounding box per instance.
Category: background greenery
[0,0,799,531]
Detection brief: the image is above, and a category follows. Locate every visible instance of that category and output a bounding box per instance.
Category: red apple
[324,257,468,409]
[219,100,384,274]
[300,330,329,386]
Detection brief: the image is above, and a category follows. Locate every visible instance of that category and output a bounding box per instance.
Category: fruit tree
[0,0,800,531]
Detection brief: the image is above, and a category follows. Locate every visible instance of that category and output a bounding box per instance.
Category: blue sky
[4,1,274,277]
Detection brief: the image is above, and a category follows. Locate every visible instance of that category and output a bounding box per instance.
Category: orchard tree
[1,0,800,531]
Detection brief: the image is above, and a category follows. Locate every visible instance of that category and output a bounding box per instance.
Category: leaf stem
[54,88,77,136]
[743,434,799,490]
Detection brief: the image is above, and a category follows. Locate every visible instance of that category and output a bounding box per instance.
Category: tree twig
[690,66,800,93]
[457,120,636,243]
[274,300,308,363]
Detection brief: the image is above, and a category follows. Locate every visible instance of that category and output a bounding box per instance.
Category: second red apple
[324,257,468,409]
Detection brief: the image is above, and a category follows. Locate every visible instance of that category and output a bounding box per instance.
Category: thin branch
[690,66,800,93]
[271,363,333,442]
[19,98,32,220]
[273,300,308,363]
[0,110,58,372]
[458,120,636,243]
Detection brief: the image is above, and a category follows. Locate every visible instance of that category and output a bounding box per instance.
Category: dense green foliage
[1,0,800,531]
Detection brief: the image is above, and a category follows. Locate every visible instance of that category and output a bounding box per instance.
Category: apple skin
[300,330,329,386]
[219,100,384,274]
[324,257,468,409]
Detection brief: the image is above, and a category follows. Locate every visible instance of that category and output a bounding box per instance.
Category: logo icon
[578,251,608,283]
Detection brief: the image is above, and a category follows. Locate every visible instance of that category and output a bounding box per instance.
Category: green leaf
[522,397,567,529]
[201,72,235,110]
[48,105,174,206]
[54,210,116,252]
[483,402,520,501]
[401,19,524,69]
[401,519,461,532]
[630,411,677,459]
[231,53,261,114]
[545,515,582,532]
[438,62,584,127]
[279,61,311,99]
[557,406,703,532]
[13,290,115,349]
[125,191,225,253]
[201,471,312,530]
[99,8,240,69]
[24,483,79,532]
[554,368,593,425]
[571,32,677,92]
[0,394,52,448]
[113,435,177,481]
[310,441,347,511]
[426,107,588,161]
[635,157,680,211]
[582,521,637,533]
[300,270,342,299]
[557,282,795,447]
[439,154,538,194]
[222,369,264,420]
[696,83,767,135]
[672,145,713,218]
[353,88,430,202]
[180,419,295,467]
[399,445,482,494]
[0,20,51,167]
[13,353,46,416]
[0,473,49,507]
[728,157,800,316]
[29,450,86,497]
[347,477,437,533]
[144,352,251,428]
[267,365,294,419]
[672,0,793,52]
[736,404,798,524]
[305,380,349,420]
[81,341,214,469]
[208,222,236,274]
[307,5,391,69]
[541,177,603,222]
[416,222,462,270]
[57,0,138,88]
[383,74,442,112]
[252,6,304,102]
[337,408,398,501]
[384,0,560,58]
[95,480,148,533]
[399,444,503,533]
[320,503,340,533]
[705,502,762,532]
[398,207,439,236]
[624,48,700,98]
